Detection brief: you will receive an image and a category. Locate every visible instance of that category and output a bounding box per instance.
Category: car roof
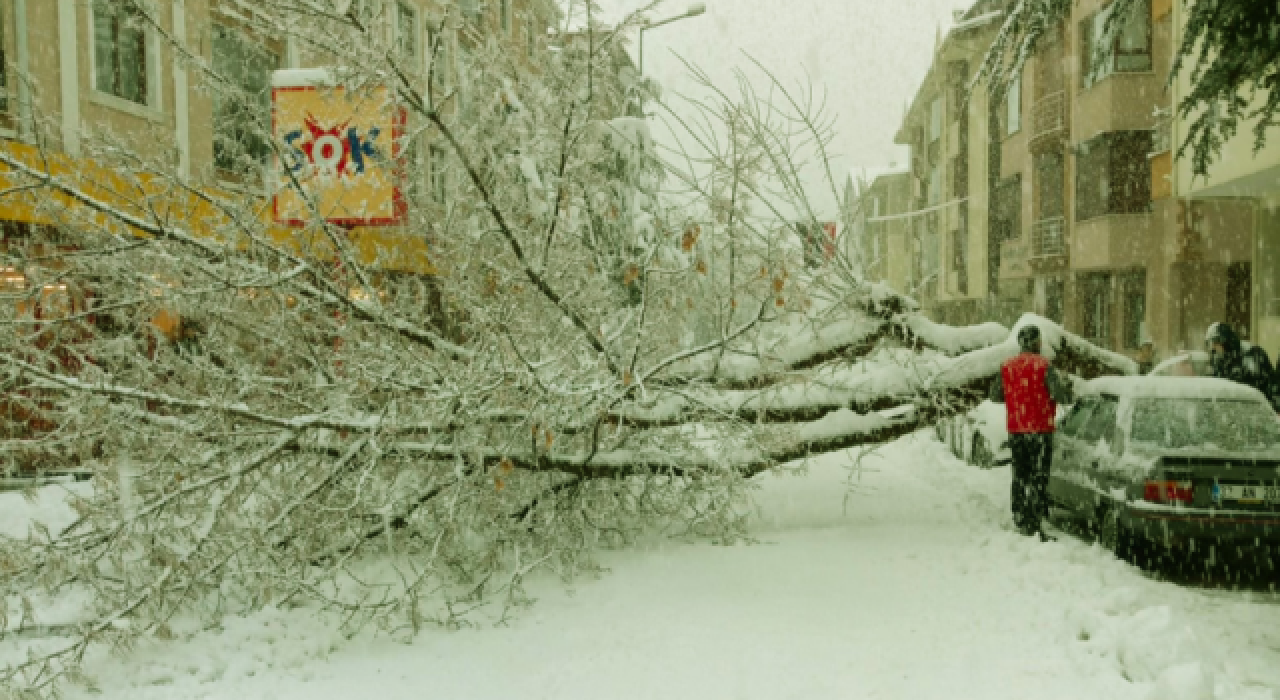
[1085,376,1268,402]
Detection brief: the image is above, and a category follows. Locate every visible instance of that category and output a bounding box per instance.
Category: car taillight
[1144,480,1194,505]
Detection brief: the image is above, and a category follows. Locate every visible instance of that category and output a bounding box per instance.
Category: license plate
[1212,483,1280,504]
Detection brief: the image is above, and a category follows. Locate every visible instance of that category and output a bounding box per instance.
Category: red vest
[1001,353,1057,434]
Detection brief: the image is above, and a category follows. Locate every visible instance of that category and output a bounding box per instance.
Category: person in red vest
[989,325,1074,540]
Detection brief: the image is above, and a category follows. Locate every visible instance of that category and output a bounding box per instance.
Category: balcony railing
[1031,216,1066,258]
[1030,91,1066,150]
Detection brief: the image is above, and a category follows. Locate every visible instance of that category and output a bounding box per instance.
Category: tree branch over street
[0,1,1135,695]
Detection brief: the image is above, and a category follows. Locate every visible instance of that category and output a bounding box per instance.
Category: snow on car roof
[1086,376,1268,402]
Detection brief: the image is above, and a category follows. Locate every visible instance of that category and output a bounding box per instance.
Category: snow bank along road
[18,434,1280,700]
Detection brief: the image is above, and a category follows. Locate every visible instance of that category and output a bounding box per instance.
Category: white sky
[577,0,973,216]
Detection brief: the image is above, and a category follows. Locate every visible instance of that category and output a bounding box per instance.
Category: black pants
[1009,433,1053,534]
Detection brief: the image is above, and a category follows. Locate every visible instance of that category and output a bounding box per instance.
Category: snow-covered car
[1148,351,1211,377]
[935,401,1011,469]
[1047,377,1280,569]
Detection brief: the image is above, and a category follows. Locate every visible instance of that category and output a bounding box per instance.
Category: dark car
[1048,377,1280,569]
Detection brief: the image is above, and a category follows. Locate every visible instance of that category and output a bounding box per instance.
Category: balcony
[1029,91,1067,152]
[1031,216,1066,258]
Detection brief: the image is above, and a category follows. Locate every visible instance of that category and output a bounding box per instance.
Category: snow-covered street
[45,434,1280,700]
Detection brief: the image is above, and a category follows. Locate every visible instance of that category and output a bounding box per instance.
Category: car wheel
[971,433,994,469]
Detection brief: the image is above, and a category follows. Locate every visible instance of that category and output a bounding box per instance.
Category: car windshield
[1129,398,1280,451]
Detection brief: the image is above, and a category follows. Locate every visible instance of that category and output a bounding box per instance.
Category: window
[459,0,482,24]
[1081,0,1151,90]
[1045,277,1065,324]
[1075,131,1152,221]
[1121,271,1147,349]
[1226,262,1252,340]
[1035,151,1065,220]
[993,175,1022,242]
[430,145,447,204]
[353,0,381,25]
[929,97,943,143]
[1061,399,1097,437]
[428,27,450,92]
[0,5,8,114]
[952,208,969,295]
[1079,396,1119,444]
[1080,273,1113,348]
[951,154,968,199]
[1005,72,1022,136]
[500,0,512,33]
[92,0,149,105]
[928,166,941,206]
[1131,399,1280,450]
[212,25,280,176]
[527,18,537,58]
[395,2,418,60]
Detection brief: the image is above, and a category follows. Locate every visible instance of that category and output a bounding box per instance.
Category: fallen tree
[0,1,1135,695]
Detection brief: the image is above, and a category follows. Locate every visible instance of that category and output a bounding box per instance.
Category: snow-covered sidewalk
[51,435,1280,700]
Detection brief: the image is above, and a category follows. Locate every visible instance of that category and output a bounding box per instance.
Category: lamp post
[638,3,706,76]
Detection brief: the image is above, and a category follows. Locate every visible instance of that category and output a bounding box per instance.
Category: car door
[1049,398,1097,513]
[1074,395,1121,513]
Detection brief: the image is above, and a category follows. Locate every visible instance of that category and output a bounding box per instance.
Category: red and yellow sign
[272,70,407,227]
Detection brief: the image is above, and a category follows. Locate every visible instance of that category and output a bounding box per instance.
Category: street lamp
[638,3,706,76]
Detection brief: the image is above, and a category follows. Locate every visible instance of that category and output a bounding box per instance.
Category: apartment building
[892,0,1006,327]
[999,0,1256,362]
[851,169,911,293]
[0,0,553,263]
[1166,5,1280,362]
[874,0,1279,365]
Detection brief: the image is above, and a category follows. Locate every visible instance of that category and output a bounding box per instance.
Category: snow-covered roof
[1086,376,1269,403]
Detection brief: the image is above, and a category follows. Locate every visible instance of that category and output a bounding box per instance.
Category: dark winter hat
[1205,322,1233,346]
[1017,325,1042,353]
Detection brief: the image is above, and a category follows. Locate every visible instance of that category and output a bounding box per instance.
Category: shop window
[212,24,280,177]
[1075,131,1152,221]
[1081,273,1113,348]
[1081,0,1152,90]
[1122,270,1147,349]
[92,0,150,106]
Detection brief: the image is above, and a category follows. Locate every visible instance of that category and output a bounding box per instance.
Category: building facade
[875,0,1280,366]
[892,1,1009,327]
[0,0,553,256]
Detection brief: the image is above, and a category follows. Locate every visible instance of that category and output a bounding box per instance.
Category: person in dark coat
[1206,322,1280,412]
[990,325,1074,539]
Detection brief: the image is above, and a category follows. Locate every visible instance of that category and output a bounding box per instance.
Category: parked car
[1149,351,1211,377]
[935,401,1012,469]
[1047,376,1280,569]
